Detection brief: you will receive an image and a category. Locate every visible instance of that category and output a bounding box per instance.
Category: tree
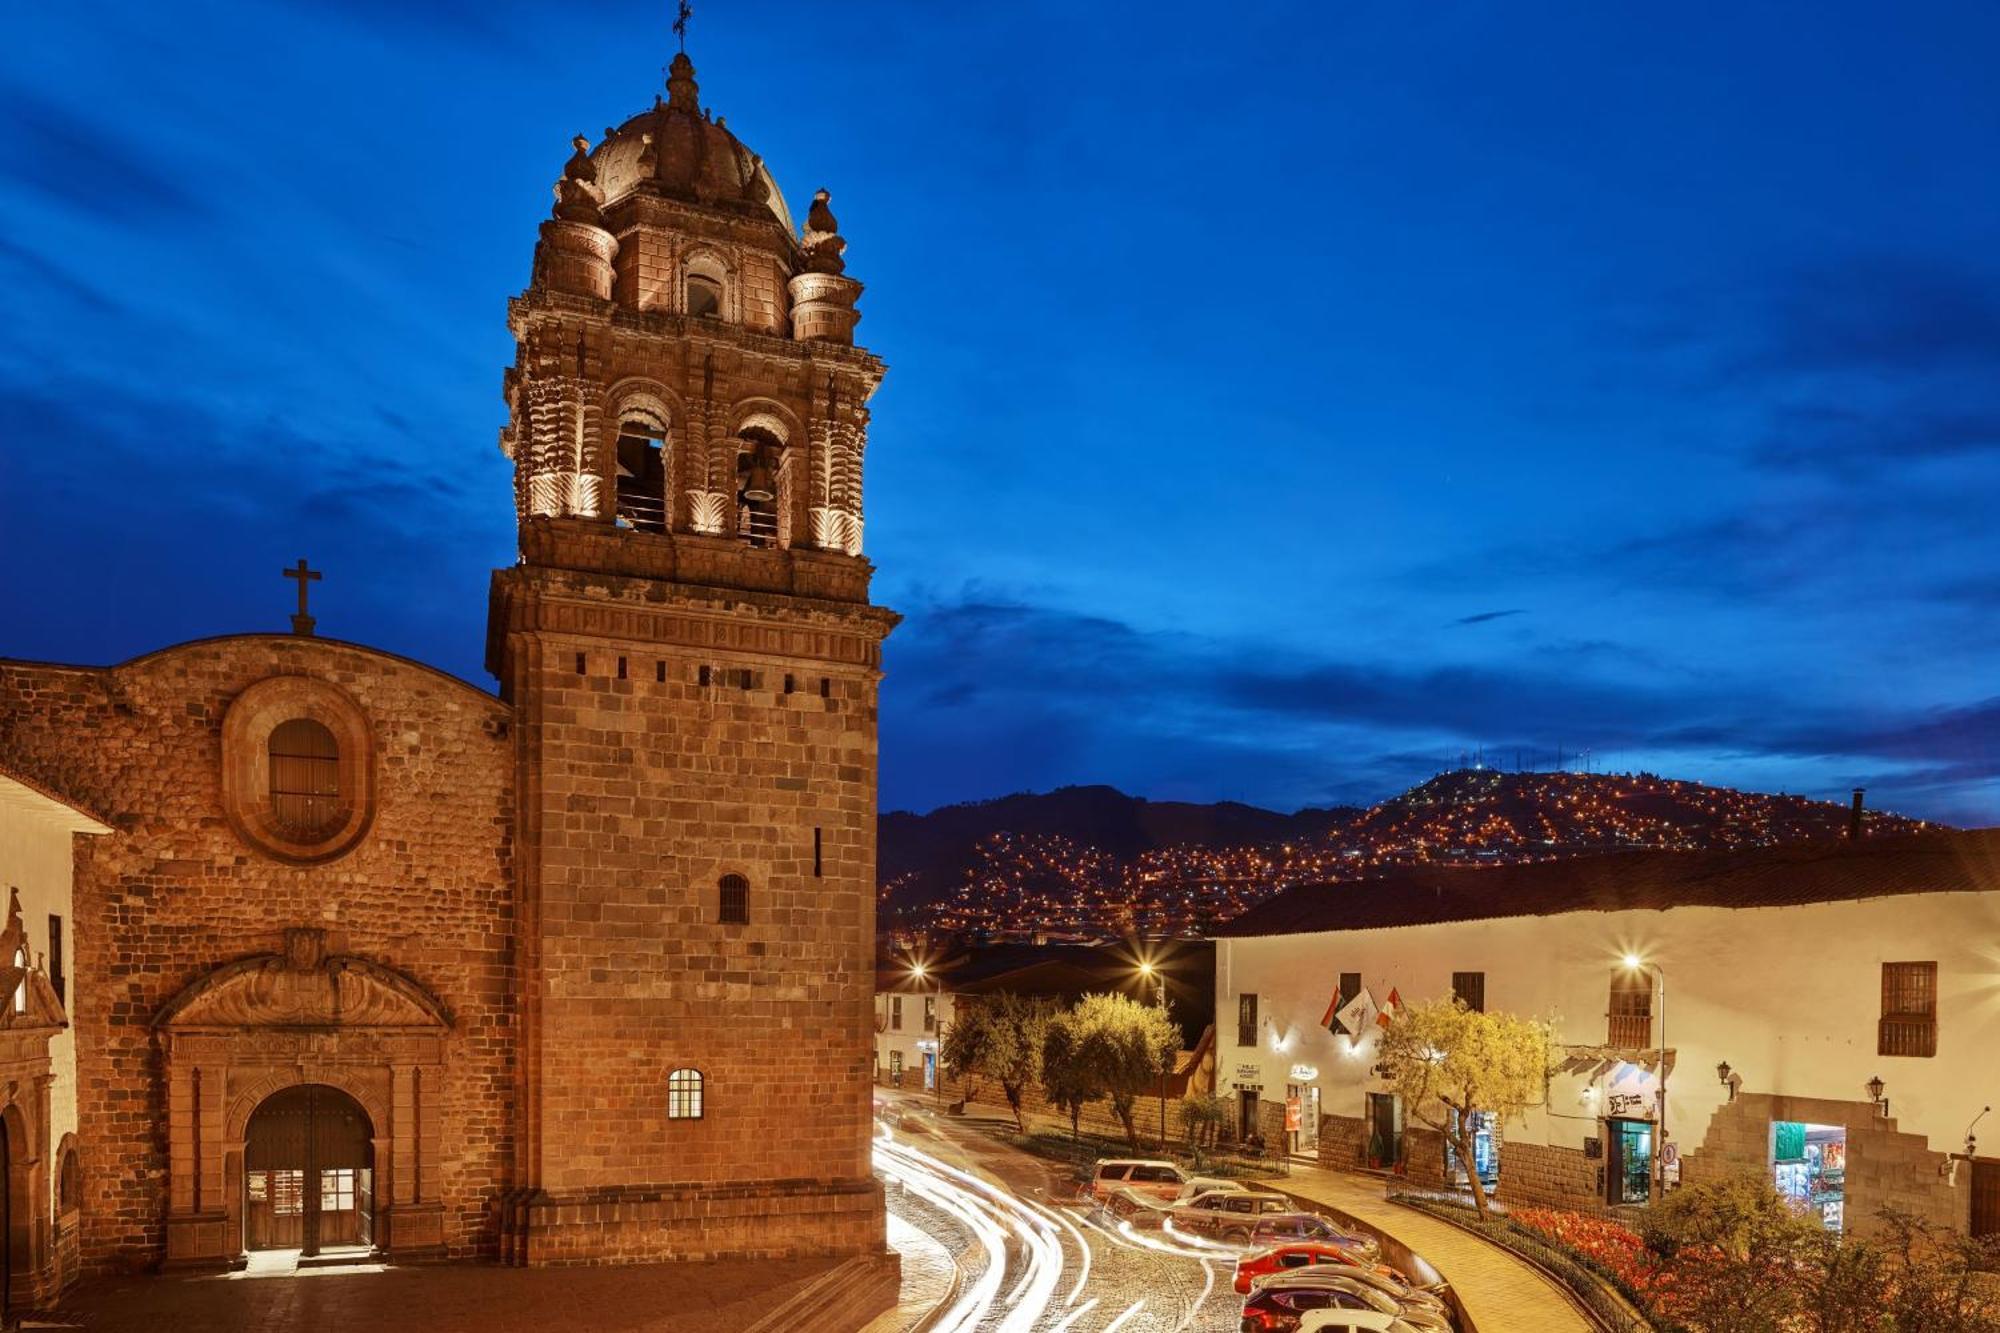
[987,993,1055,1132]
[1040,1008,1093,1141]
[1179,1094,1227,1151]
[1375,996,1555,1216]
[1072,992,1182,1149]
[939,997,995,1107]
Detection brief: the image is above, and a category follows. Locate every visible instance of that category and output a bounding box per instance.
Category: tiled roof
[1210,829,2000,938]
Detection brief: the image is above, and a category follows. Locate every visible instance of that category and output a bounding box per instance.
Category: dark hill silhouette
[880,785,1355,908]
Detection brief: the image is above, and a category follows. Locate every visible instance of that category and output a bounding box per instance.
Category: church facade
[0,46,893,1283]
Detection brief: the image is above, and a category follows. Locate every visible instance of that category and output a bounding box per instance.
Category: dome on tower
[588,53,796,235]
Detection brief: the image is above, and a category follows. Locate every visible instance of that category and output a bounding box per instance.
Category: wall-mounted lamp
[1716,1061,1741,1102]
[1866,1074,1888,1118]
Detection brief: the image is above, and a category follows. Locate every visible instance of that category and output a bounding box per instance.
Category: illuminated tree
[1072,991,1181,1149]
[1040,1008,1093,1141]
[1376,996,1555,1216]
[939,998,994,1107]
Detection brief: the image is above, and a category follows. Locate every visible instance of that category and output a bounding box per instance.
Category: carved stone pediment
[155,928,451,1033]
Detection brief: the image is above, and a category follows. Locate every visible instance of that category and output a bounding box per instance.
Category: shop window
[268,718,341,840]
[889,1049,904,1084]
[1237,993,1259,1047]
[1879,961,1937,1057]
[1452,971,1486,1012]
[1772,1120,1846,1231]
[1606,1118,1652,1205]
[667,1068,704,1119]
[719,874,749,925]
[1608,970,1652,1048]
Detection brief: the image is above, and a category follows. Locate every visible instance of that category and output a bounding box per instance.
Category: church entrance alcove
[245,1085,374,1257]
[154,927,451,1269]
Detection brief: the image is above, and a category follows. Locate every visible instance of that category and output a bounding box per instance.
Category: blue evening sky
[2,2,1996,821]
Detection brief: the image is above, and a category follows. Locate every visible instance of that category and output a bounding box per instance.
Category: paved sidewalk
[1260,1165,1594,1333]
[42,1255,845,1333]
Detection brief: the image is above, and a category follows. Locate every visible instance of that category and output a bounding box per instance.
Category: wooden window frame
[1608,970,1653,1048]
[718,874,749,926]
[667,1068,705,1120]
[1238,993,1259,1048]
[1452,971,1486,1013]
[1879,961,1937,1058]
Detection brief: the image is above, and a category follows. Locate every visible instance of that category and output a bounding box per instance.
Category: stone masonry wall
[0,637,515,1272]
[496,566,889,1262]
[1496,1141,1604,1213]
[1682,1092,1964,1238]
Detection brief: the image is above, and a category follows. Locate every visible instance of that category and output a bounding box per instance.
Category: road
[873,1095,1244,1333]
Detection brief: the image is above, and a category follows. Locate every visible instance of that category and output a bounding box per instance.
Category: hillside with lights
[880,770,1939,944]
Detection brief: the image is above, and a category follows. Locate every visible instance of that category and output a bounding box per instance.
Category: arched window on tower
[684,254,727,320]
[719,874,750,925]
[11,945,26,1014]
[735,427,782,549]
[268,719,341,840]
[615,409,670,533]
[667,1068,704,1119]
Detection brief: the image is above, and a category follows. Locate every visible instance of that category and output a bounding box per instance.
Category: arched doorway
[244,1085,373,1257]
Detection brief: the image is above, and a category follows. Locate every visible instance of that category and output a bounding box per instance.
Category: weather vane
[673,1,692,52]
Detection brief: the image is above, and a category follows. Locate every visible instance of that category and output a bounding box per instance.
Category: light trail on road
[873,1121,1240,1333]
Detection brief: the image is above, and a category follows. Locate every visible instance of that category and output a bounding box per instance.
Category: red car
[1233,1243,1399,1295]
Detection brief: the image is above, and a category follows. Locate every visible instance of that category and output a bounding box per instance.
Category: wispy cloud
[1452,608,1527,626]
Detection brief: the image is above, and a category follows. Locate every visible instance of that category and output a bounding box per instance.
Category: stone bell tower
[487,45,897,1265]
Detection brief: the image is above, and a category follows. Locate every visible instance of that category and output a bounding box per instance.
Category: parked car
[1247,1271,1451,1332]
[1294,1312,1423,1333]
[1241,1283,1400,1333]
[1165,1189,1298,1241]
[1249,1213,1382,1263]
[1087,1158,1187,1205]
[1233,1243,1407,1295]
[1172,1175,1251,1203]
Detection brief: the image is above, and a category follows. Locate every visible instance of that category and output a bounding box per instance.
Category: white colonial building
[1212,829,2000,1240]
[0,764,109,1303]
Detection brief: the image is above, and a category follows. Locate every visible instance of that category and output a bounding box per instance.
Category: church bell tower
[488,43,896,1265]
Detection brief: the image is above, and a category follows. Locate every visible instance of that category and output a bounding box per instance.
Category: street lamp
[1622,953,1668,1202]
[1139,960,1168,1151]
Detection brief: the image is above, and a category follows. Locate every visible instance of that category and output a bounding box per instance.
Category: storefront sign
[1603,1063,1658,1121]
[1235,1063,1261,1082]
[1289,1064,1320,1082]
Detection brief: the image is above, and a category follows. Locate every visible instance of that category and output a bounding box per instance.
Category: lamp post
[1140,961,1168,1152]
[1623,953,1668,1202]
[910,961,941,1108]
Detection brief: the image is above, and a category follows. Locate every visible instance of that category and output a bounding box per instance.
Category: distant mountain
[879,772,1943,939]
[880,785,1356,910]
[1348,768,1933,853]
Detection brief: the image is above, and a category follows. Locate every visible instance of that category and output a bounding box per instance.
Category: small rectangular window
[785,673,796,695]
[617,656,627,680]
[47,915,64,1006]
[656,661,666,683]
[699,665,712,687]
[820,677,831,698]
[667,1068,704,1119]
[1452,971,1486,1013]
[1338,972,1361,1010]
[813,827,823,878]
[891,996,903,1031]
[1880,961,1938,1057]
[575,652,587,675]
[923,996,937,1032]
[1238,993,1258,1047]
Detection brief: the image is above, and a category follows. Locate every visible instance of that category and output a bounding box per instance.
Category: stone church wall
[495,567,890,1262]
[0,636,515,1272]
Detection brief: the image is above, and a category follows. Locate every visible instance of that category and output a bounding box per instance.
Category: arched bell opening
[735,425,785,548]
[243,1084,375,1259]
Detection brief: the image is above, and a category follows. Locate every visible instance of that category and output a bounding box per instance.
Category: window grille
[719,874,749,925]
[1879,961,1938,1057]
[668,1068,705,1119]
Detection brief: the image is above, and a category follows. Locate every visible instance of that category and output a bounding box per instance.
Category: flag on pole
[1376,986,1402,1029]
[1337,986,1376,1036]
[1320,982,1346,1034]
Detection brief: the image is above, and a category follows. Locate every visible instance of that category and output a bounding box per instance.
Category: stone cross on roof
[283,558,321,637]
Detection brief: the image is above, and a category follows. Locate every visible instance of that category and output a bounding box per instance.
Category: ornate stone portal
[154,928,450,1267]
[0,889,67,1307]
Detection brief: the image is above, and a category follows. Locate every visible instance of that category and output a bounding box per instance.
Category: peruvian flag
[1376,987,1402,1028]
